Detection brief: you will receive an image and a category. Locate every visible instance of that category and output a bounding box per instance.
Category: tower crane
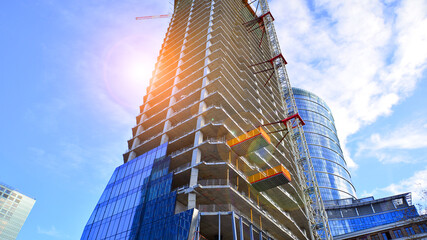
[135,14,171,21]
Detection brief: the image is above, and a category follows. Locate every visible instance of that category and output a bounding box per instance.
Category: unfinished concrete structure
[82,0,331,239]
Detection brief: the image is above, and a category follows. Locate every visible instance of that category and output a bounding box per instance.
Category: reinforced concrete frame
[192,211,277,240]
[123,0,316,239]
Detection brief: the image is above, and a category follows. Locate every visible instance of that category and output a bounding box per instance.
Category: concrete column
[190,148,201,169]
[203,66,211,77]
[193,131,203,147]
[140,114,147,124]
[127,151,136,162]
[184,0,197,209]
[172,86,179,95]
[199,101,207,113]
[178,59,184,67]
[147,93,153,101]
[188,192,197,209]
[161,134,169,144]
[196,115,205,129]
[204,57,211,66]
[163,120,171,133]
[143,103,150,112]
[174,76,180,85]
[200,88,209,103]
[136,125,144,135]
[202,76,210,87]
[132,137,140,149]
[166,107,174,119]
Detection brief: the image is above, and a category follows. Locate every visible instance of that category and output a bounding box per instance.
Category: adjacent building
[82,0,313,239]
[0,183,35,240]
[292,88,426,238]
[325,193,422,238]
[292,88,356,201]
[333,215,427,240]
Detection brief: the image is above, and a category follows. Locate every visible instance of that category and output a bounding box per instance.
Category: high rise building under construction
[81,0,331,239]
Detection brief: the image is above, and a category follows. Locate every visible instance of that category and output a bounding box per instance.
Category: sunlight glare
[103,35,157,110]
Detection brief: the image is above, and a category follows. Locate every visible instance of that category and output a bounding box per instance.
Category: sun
[102,35,157,110]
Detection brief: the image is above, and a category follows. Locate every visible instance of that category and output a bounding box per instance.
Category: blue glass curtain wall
[81,143,194,240]
[292,87,357,200]
[329,206,419,236]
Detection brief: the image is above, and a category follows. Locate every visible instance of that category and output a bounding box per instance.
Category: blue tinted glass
[293,88,356,200]
[81,143,194,240]
[328,206,419,236]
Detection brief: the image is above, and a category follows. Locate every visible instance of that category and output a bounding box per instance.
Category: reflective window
[393,229,404,238]
[81,143,194,240]
[381,232,391,240]
[405,226,416,236]
[419,223,427,233]
[370,234,380,240]
[328,206,419,236]
[293,88,356,200]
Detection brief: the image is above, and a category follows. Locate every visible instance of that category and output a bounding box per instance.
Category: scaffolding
[227,127,271,156]
[248,164,291,191]
[244,0,333,239]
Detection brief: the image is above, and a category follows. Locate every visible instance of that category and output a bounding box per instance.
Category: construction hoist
[243,0,333,239]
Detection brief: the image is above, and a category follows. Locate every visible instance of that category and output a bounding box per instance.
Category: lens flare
[102,35,156,110]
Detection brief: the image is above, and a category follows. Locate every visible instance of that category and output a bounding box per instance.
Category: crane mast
[257,0,333,239]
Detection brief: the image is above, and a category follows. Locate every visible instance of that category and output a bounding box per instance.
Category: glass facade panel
[419,223,427,233]
[81,143,194,240]
[293,88,356,200]
[370,234,380,240]
[405,226,416,236]
[393,229,404,238]
[381,232,389,240]
[0,184,35,240]
[328,206,418,236]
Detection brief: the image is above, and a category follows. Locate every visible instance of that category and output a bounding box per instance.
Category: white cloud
[356,120,427,163]
[270,0,427,169]
[363,167,427,213]
[37,225,70,239]
[367,122,427,150]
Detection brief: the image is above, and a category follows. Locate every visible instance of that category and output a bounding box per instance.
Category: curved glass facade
[292,87,356,200]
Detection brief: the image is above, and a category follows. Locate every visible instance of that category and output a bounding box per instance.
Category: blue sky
[1,0,426,239]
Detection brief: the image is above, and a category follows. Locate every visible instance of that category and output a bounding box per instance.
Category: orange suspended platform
[247,165,291,192]
[226,127,271,156]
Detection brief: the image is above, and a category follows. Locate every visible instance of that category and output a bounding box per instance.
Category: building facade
[333,215,427,240]
[325,193,420,237]
[0,183,35,240]
[293,87,356,201]
[82,0,312,239]
[292,89,426,239]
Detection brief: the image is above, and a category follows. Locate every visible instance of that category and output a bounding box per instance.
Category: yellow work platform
[226,127,271,156]
[248,165,291,191]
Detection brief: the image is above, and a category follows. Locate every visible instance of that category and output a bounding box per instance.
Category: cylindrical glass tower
[292,87,356,201]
